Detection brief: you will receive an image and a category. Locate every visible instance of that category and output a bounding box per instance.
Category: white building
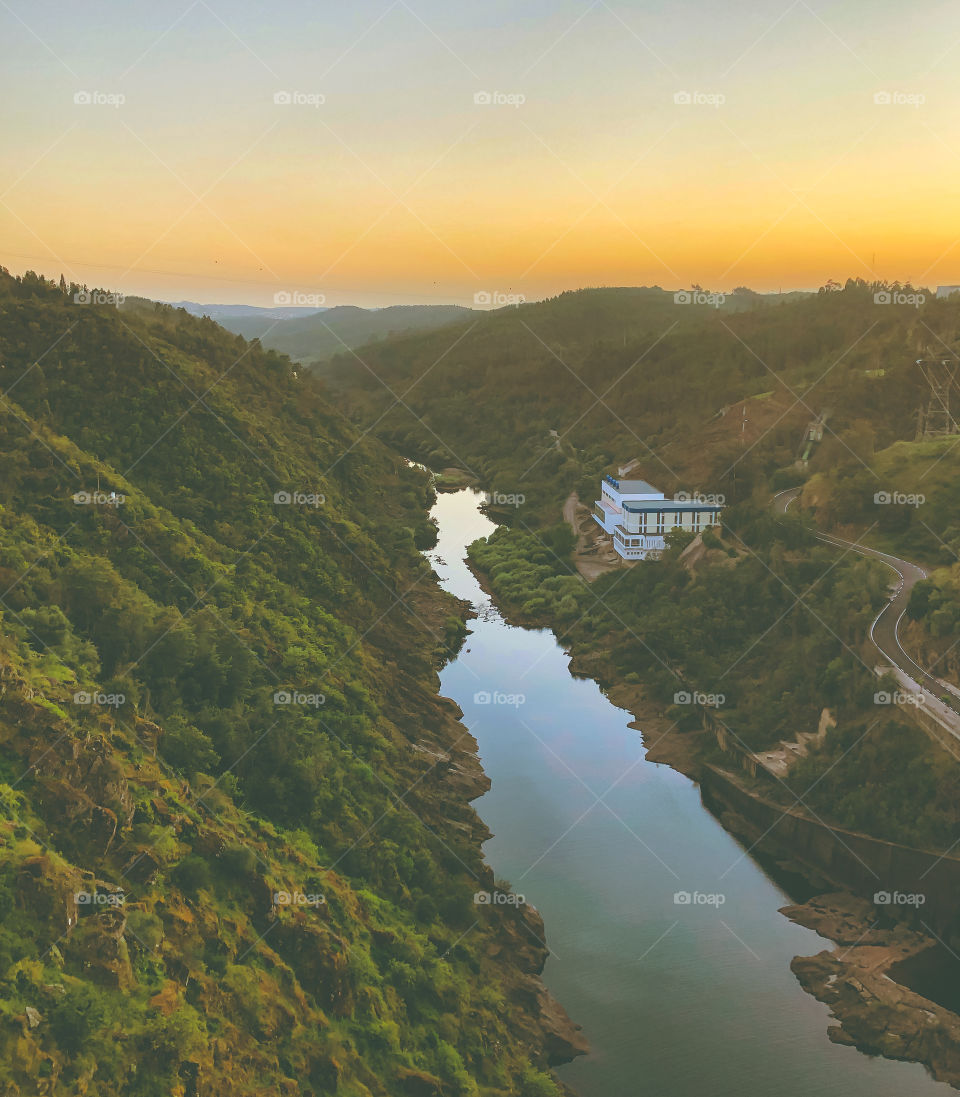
[593,475,723,560]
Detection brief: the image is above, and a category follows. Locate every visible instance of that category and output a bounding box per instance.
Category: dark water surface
[889,945,960,1017]
[428,487,950,1097]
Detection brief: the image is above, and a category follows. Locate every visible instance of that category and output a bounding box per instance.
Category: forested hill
[209,303,475,364]
[323,280,960,852]
[0,269,572,1096]
[322,282,946,527]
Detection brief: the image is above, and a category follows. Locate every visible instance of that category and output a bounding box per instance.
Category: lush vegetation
[471,506,887,751]
[787,716,960,851]
[468,496,960,848]
[0,269,568,1096]
[324,282,947,527]
[10,267,960,1090]
[325,280,960,851]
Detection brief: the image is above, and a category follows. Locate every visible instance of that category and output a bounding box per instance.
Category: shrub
[171,855,212,897]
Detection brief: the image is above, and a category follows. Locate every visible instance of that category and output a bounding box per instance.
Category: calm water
[428,487,951,1097]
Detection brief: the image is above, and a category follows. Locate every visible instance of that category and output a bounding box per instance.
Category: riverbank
[414,568,590,1083]
[425,690,591,1075]
[572,639,960,1088]
[787,893,960,1090]
[424,485,952,1094]
[462,523,960,1090]
[703,764,960,1087]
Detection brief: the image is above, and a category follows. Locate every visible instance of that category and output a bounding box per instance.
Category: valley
[6,0,960,1090]
[5,271,960,1094]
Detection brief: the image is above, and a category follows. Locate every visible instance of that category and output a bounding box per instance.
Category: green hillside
[324,282,936,522]
[0,270,572,1097]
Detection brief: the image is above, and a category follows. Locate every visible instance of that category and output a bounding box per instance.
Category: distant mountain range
[169,302,476,363]
[168,300,327,321]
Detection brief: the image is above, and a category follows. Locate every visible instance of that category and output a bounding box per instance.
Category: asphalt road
[772,487,946,698]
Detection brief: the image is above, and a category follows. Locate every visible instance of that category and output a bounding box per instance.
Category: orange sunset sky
[2,0,960,307]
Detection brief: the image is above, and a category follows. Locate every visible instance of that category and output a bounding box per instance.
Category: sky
[2,0,960,307]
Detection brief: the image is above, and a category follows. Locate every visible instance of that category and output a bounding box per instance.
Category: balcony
[613,526,665,559]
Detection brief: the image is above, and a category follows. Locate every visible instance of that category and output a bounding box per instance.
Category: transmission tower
[916,355,960,438]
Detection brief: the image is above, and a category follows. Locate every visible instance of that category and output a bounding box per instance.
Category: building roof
[604,475,662,495]
[623,500,723,513]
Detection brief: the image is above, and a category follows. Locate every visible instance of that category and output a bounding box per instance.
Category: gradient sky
[2,0,960,306]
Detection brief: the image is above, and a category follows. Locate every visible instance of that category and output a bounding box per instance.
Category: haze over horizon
[3,0,960,307]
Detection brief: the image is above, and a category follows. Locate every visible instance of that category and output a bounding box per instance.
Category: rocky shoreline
[786,893,960,1089]
[590,651,960,1089]
[597,669,960,1089]
[428,692,590,1072]
[415,548,590,1080]
[463,554,960,1090]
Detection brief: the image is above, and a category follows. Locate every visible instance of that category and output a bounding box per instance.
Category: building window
[656,512,664,533]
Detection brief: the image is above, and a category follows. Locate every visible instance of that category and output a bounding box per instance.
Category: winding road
[773,488,960,739]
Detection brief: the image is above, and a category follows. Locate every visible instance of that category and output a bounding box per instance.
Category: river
[427,486,951,1097]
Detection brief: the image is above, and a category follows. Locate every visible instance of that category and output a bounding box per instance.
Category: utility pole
[916,354,960,438]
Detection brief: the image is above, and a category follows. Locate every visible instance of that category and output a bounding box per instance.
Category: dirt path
[563,490,620,580]
[561,490,578,530]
